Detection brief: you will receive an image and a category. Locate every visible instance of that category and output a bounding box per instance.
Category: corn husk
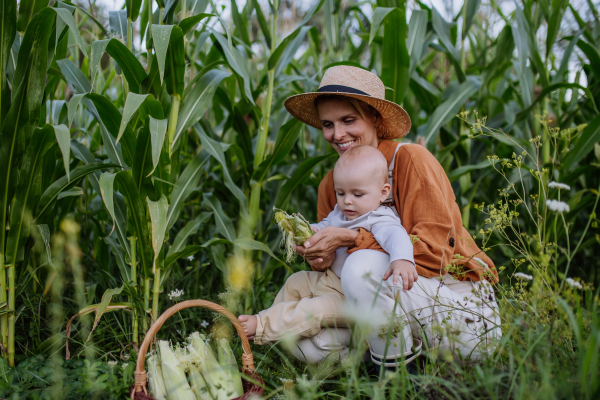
[274,209,314,262]
[188,332,238,400]
[186,344,213,400]
[147,353,167,400]
[216,338,243,397]
[158,340,196,400]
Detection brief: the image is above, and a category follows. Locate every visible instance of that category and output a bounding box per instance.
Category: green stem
[127,18,132,51]
[143,277,150,333]
[159,8,164,25]
[130,237,138,344]
[7,264,14,366]
[0,254,6,349]
[167,94,181,156]
[152,268,161,321]
[147,0,153,71]
[182,0,186,21]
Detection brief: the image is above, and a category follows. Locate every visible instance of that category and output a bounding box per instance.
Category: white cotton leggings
[290,250,502,365]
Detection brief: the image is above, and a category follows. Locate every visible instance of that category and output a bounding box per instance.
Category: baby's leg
[239,271,324,339]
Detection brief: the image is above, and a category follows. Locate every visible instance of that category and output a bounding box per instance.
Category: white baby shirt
[312,205,415,278]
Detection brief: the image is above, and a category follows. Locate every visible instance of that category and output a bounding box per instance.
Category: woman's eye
[343,119,355,124]
[322,122,332,128]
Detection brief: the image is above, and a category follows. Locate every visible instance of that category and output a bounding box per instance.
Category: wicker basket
[130,300,264,399]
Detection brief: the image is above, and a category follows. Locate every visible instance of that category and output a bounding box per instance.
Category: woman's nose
[333,124,345,141]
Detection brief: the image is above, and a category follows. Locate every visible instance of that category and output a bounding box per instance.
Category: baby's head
[333,145,391,220]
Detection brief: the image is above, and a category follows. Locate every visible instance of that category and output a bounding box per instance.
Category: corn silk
[274,209,314,263]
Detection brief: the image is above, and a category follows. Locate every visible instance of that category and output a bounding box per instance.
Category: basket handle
[133,300,255,395]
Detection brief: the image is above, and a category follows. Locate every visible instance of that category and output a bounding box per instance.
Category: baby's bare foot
[238,315,257,340]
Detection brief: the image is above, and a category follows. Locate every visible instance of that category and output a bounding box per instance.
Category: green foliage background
[0,0,599,398]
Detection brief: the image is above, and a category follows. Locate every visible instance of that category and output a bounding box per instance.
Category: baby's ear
[380,183,391,201]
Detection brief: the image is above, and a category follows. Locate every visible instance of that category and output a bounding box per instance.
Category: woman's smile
[336,140,356,150]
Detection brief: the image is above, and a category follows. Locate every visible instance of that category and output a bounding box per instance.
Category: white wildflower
[548,181,570,190]
[107,360,118,367]
[473,257,490,271]
[168,289,184,301]
[514,272,533,281]
[565,277,583,290]
[121,363,129,370]
[200,320,209,328]
[187,255,195,261]
[546,199,570,213]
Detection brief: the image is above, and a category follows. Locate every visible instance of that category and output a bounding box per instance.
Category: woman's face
[316,98,379,155]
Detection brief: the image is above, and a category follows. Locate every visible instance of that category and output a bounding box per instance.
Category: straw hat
[284,65,411,139]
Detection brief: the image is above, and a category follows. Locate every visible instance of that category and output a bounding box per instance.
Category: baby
[239,145,417,344]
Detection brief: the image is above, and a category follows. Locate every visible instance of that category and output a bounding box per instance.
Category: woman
[282,66,501,366]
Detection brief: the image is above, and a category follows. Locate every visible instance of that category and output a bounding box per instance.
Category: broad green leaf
[6,125,54,264]
[562,114,600,170]
[519,65,534,109]
[166,151,209,230]
[511,23,529,76]
[173,69,230,148]
[70,139,101,196]
[67,94,85,127]
[431,7,465,82]
[381,8,409,105]
[447,161,490,182]
[203,194,235,242]
[234,238,291,273]
[369,7,394,45]
[164,25,185,96]
[53,124,71,182]
[179,13,212,36]
[546,0,569,58]
[105,237,131,282]
[126,0,143,22]
[109,10,128,43]
[275,153,335,209]
[230,0,250,46]
[167,212,211,256]
[89,286,124,339]
[104,38,148,93]
[422,76,480,143]
[209,28,254,105]
[90,40,109,85]
[151,24,174,85]
[574,38,600,80]
[132,125,155,202]
[57,186,83,200]
[253,118,302,182]
[273,26,311,78]
[197,127,247,207]
[99,172,118,233]
[54,8,88,58]
[117,93,149,143]
[1,0,17,122]
[147,195,169,271]
[554,31,583,83]
[251,0,271,45]
[462,0,481,36]
[36,163,120,219]
[407,10,427,74]
[16,0,47,33]
[148,116,168,177]
[114,193,131,259]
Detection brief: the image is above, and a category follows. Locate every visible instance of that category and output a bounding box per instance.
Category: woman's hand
[296,226,358,257]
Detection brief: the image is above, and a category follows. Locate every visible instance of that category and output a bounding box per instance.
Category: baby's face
[334,164,390,220]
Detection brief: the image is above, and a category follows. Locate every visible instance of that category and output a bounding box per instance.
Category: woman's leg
[341,250,502,362]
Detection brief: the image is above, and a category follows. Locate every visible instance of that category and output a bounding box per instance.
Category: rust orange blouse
[317,140,498,283]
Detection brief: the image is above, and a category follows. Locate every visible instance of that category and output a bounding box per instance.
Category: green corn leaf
[167,212,211,256]
[70,139,102,200]
[234,238,291,273]
[53,124,71,182]
[147,195,169,271]
[1,0,17,122]
[273,26,311,78]
[173,69,230,148]
[148,116,168,177]
[56,58,92,94]
[117,93,149,143]
[574,38,600,80]
[275,153,334,209]
[447,160,491,183]
[369,7,394,45]
[253,118,302,182]
[36,162,120,220]
[35,224,53,268]
[105,237,131,282]
[109,10,128,43]
[203,193,235,242]
[422,76,480,143]
[196,126,247,208]
[562,114,600,170]
[67,94,85,127]
[151,24,174,85]
[268,25,309,74]
[519,65,534,108]
[57,187,83,200]
[554,31,583,83]
[252,0,271,45]
[462,0,481,37]
[103,38,148,93]
[114,193,131,259]
[90,40,109,85]
[209,28,254,105]
[126,0,143,22]
[178,13,212,35]
[89,286,124,340]
[381,7,409,105]
[164,25,185,96]
[546,0,569,58]
[407,10,427,75]
[166,151,209,230]
[230,0,250,46]
[6,125,55,264]
[511,23,529,76]
[431,7,465,82]
[99,172,118,233]
[69,2,108,37]
[164,238,230,271]
[16,0,47,33]
[54,8,88,58]
[132,124,155,200]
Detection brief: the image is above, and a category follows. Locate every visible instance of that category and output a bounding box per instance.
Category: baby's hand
[383,260,418,291]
